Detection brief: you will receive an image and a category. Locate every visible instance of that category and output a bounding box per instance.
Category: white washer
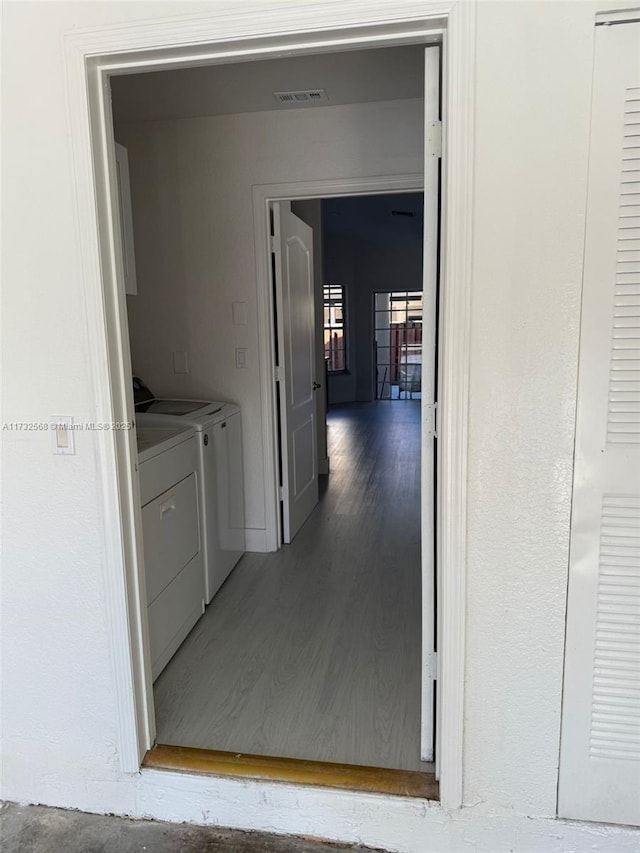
[134,379,245,604]
[136,425,205,679]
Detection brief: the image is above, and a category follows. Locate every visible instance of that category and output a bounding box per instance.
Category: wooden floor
[154,401,430,772]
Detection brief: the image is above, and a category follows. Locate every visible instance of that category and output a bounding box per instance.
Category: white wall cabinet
[114,141,138,296]
[558,20,640,827]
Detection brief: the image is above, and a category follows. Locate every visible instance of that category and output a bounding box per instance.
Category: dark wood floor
[153,401,428,771]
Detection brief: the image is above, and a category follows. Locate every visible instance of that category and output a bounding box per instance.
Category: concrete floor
[1,803,383,852]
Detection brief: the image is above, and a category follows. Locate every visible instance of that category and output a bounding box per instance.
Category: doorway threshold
[144,744,439,800]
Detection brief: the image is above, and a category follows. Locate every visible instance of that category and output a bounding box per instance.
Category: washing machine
[133,377,245,604]
[137,425,204,678]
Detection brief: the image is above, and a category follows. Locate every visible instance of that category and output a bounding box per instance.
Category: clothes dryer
[134,378,245,603]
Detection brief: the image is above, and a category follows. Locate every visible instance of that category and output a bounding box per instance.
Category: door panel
[292,416,315,497]
[273,202,319,543]
[558,21,640,826]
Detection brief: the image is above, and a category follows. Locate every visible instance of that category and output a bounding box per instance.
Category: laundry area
[134,378,245,680]
[111,42,437,774]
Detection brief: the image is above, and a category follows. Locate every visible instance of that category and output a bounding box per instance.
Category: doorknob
[313,382,322,390]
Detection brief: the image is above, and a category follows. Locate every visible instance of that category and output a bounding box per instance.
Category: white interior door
[273,202,319,544]
[558,20,640,826]
[421,45,440,763]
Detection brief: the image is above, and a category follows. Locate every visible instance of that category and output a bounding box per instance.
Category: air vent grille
[273,89,328,105]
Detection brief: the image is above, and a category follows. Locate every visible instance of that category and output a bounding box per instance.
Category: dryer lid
[136,398,214,415]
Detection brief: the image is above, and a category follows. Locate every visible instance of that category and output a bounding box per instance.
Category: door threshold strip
[144,744,439,800]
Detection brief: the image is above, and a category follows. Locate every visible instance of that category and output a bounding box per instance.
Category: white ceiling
[110,44,427,123]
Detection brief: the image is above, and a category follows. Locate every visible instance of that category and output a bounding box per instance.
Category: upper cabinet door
[115,142,138,296]
[558,21,640,827]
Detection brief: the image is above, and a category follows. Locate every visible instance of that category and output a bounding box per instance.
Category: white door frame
[64,0,474,810]
[253,174,427,553]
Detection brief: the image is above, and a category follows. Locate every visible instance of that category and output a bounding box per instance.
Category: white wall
[3,1,640,851]
[463,0,596,814]
[323,231,423,404]
[117,98,424,542]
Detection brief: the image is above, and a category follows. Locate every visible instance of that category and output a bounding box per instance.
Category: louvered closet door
[558,21,640,826]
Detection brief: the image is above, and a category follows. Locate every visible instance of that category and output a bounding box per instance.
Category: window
[374,290,423,399]
[324,284,346,372]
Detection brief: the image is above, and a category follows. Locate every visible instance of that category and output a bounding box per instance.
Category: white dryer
[133,378,245,604]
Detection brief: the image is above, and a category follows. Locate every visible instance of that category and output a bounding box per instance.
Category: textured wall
[463,0,595,814]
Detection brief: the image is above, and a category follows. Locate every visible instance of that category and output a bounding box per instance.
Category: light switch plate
[51,415,75,455]
[235,347,248,368]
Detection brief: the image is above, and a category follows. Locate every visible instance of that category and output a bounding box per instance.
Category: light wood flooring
[153,401,430,772]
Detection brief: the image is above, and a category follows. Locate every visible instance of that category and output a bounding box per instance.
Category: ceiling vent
[273,89,329,105]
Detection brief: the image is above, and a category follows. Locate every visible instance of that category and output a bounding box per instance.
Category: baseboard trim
[144,744,439,800]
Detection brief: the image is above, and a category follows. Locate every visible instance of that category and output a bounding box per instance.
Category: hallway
[154,401,428,772]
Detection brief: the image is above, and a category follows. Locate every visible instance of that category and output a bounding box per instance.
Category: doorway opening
[146,188,435,775]
[73,1,475,799]
[111,41,439,782]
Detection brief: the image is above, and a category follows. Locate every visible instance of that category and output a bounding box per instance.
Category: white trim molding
[252,173,427,555]
[596,7,640,26]
[63,0,474,811]
[436,0,475,809]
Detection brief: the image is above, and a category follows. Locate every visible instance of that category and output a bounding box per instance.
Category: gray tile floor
[0,802,383,853]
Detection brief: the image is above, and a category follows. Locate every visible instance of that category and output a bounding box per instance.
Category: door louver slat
[590,495,640,762]
[608,94,640,443]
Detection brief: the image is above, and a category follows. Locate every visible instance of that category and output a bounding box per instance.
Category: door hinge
[275,365,283,382]
[427,120,442,158]
[270,234,280,253]
[279,485,288,501]
[426,402,438,439]
[426,651,438,680]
